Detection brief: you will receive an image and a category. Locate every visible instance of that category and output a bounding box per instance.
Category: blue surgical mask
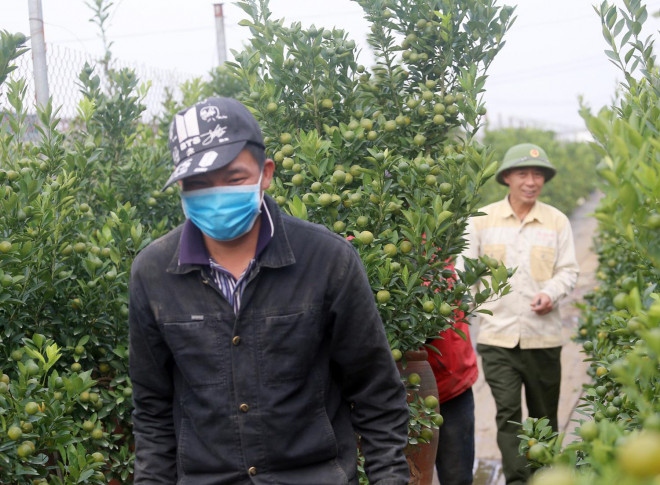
[181,176,263,241]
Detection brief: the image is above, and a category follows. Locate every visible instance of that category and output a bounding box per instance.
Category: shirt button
[239,403,249,413]
[248,466,257,476]
[232,336,241,346]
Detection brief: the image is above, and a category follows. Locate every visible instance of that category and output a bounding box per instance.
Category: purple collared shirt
[178,203,274,314]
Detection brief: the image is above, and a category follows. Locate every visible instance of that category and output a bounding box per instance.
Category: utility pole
[214,3,227,65]
[28,0,49,107]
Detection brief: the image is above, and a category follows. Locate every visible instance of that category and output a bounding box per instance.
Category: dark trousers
[435,388,475,485]
[476,344,561,485]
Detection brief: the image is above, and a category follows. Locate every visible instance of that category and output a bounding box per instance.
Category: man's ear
[501,170,511,186]
[261,159,275,190]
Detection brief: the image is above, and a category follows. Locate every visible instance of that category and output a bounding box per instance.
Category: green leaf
[32,333,45,349]
[604,49,620,63]
[612,18,625,38]
[436,210,453,226]
[23,347,46,364]
[286,196,308,220]
[618,181,638,222]
[45,343,62,366]
[605,6,617,29]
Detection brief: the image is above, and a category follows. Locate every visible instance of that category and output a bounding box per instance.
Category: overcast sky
[3,0,660,137]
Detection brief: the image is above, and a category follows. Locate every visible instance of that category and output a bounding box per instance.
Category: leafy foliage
[227,0,514,354]
[520,3,660,485]
[0,335,114,484]
[0,30,28,86]
[0,17,179,481]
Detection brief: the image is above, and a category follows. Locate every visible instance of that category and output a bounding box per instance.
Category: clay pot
[397,349,440,485]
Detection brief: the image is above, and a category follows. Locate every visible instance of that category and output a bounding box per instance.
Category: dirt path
[433,191,602,485]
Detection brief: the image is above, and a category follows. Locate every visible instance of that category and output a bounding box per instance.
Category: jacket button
[232,336,241,346]
[239,403,249,413]
[248,466,257,476]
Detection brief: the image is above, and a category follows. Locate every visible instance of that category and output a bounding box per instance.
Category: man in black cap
[128,97,410,485]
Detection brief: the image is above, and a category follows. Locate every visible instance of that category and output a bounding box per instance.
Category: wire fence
[0,41,198,124]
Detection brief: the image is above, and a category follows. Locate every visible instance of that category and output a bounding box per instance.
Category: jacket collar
[257,195,296,269]
[168,194,295,274]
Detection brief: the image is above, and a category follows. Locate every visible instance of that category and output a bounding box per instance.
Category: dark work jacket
[128,195,410,485]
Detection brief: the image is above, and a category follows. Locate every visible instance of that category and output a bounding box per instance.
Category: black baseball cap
[164,97,265,187]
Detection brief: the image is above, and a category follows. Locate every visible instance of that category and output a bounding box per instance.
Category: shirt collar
[178,201,274,266]
[500,196,516,219]
[526,201,544,223]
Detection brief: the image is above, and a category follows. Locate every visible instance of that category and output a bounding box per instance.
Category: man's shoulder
[535,200,571,227]
[470,199,509,226]
[477,198,507,215]
[536,200,568,217]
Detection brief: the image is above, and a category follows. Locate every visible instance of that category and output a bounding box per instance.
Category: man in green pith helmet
[461,143,580,484]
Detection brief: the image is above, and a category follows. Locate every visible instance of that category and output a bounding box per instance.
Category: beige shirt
[462,197,579,349]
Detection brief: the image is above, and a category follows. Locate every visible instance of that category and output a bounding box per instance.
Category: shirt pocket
[483,243,506,265]
[530,246,556,282]
[161,318,229,387]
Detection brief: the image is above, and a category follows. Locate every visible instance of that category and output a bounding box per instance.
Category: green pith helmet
[495,143,557,185]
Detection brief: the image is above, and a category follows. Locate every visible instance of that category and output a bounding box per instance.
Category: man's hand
[530,293,553,315]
